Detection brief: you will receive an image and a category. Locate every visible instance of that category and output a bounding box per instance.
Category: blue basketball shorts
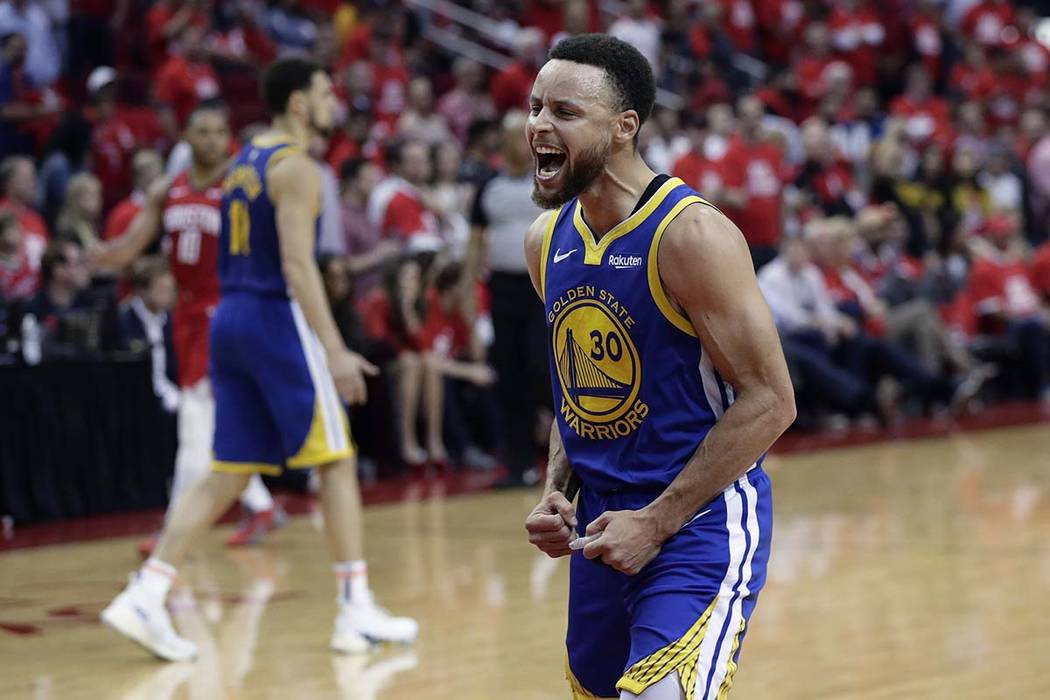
[566,467,772,699]
[209,292,354,475]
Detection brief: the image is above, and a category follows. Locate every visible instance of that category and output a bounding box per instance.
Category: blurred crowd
[2,0,1050,478]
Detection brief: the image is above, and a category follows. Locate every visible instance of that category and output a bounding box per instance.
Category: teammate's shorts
[566,467,772,700]
[210,291,354,475]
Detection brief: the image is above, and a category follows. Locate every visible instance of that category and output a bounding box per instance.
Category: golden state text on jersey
[541,176,753,493]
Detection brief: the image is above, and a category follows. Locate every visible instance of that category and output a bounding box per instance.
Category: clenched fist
[525,491,577,558]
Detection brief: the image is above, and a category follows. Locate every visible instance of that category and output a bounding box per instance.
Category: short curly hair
[548,34,656,129]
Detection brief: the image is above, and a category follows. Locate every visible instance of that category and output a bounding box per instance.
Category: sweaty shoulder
[524,209,559,299]
[657,201,755,313]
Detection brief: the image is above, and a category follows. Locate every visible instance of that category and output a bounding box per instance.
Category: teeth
[535,146,564,155]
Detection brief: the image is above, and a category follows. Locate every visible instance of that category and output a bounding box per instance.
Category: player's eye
[529,104,542,116]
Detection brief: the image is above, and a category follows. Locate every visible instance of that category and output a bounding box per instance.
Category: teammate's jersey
[542,175,751,493]
[219,135,317,297]
[163,172,222,310]
[163,171,223,388]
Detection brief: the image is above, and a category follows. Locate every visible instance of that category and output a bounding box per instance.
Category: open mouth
[534,144,566,182]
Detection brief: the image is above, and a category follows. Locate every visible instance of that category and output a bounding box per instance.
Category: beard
[532,138,611,210]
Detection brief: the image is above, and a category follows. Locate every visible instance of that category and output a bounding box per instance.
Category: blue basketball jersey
[219,135,317,297]
[542,176,741,493]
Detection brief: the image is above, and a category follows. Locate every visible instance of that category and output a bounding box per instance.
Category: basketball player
[101,58,418,661]
[522,35,796,699]
[91,101,283,554]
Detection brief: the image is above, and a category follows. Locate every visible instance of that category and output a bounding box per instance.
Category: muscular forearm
[645,386,792,540]
[543,422,575,497]
[284,258,347,353]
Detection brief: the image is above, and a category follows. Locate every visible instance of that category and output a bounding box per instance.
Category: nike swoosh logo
[553,248,577,263]
[686,508,713,525]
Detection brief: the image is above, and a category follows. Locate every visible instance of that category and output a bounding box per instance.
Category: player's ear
[616,110,640,145]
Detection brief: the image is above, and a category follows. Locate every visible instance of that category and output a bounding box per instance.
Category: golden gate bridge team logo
[551,297,648,440]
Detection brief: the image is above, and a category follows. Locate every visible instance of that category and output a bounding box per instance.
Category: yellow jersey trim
[212,460,283,476]
[538,207,561,302]
[252,133,293,149]
[566,655,616,699]
[616,597,718,697]
[715,618,747,699]
[286,447,354,468]
[647,195,711,338]
[287,401,355,467]
[573,177,685,265]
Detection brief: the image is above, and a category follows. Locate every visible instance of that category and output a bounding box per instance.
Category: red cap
[980,214,1016,239]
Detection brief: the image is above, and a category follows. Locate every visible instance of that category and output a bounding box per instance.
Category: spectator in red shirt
[756,0,807,66]
[726,95,788,269]
[353,24,409,128]
[949,40,996,102]
[719,0,758,55]
[418,261,496,468]
[154,25,221,130]
[0,154,47,268]
[1014,8,1050,88]
[491,27,544,114]
[910,0,947,81]
[146,0,210,70]
[0,208,37,300]
[367,138,441,249]
[104,150,163,244]
[795,22,852,114]
[889,64,952,148]
[967,214,1049,397]
[794,117,866,217]
[672,112,746,210]
[960,0,1016,48]
[826,0,885,87]
[87,66,168,213]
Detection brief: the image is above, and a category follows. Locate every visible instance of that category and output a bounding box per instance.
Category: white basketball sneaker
[332,593,419,649]
[100,575,198,662]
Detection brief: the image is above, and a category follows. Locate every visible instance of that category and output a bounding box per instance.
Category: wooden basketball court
[2,423,1050,699]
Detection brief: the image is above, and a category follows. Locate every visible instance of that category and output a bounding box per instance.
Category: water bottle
[21,314,41,366]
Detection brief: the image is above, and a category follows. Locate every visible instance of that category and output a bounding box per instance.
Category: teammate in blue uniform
[102,58,417,661]
[522,36,796,699]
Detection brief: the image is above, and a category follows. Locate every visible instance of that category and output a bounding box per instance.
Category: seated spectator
[459,118,500,187]
[0,208,36,300]
[826,0,885,87]
[397,77,452,147]
[145,0,210,69]
[977,145,1023,214]
[0,155,47,271]
[359,254,430,468]
[960,0,1016,49]
[22,237,97,359]
[368,138,441,249]
[889,65,952,149]
[967,214,1050,399]
[419,261,497,469]
[0,31,60,155]
[335,157,398,299]
[117,256,178,411]
[437,58,496,144]
[608,0,662,76]
[54,173,103,249]
[643,107,690,176]
[327,104,377,171]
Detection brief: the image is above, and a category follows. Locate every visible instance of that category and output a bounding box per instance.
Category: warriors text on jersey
[162,171,222,387]
[541,174,762,494]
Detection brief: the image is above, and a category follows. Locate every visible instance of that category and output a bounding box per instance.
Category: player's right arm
[88,178,169,270]
[269,152,378,404]
[523,210,578,558]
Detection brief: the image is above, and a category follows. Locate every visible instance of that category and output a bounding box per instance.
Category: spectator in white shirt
[0,0,60,86]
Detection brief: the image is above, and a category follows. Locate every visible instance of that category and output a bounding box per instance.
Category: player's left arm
[583,204,796,574]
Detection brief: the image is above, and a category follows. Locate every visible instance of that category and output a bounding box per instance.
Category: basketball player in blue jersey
[522,35,796,700]
[101,58,417,661]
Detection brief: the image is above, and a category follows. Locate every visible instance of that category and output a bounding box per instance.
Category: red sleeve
[359,292,393,343]
[103,200,139,241]
[154,61,178,106]
[1030,246,1050,297]
[959,5,979,38]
